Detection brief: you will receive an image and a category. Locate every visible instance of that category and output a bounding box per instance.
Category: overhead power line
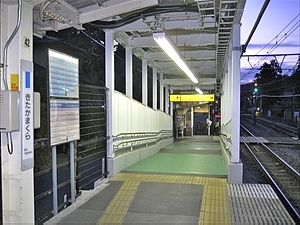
[241,9,300,81]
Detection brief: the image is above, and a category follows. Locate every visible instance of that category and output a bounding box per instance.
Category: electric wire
[241,13,300,80]
[251,13,300,59]
[243,21,299,76]
[241,13,300,73]
[262,23,300,58]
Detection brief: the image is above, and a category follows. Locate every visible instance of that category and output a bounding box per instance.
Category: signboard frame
[47,49,80,146]
[49,99,80,146]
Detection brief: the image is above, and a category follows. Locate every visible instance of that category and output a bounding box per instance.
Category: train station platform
[45,136,295,225]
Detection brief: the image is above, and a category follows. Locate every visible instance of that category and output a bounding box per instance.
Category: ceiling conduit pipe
[1,0,22,155]
[89,4,198,29]
[242,0,270,55]
[2,0,22,90]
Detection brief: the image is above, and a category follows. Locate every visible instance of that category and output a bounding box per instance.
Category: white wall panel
[119,94,129,133]
[147,108,156,131]
[131,100,139,131]
[127,97,132,133]
[112,93,119,135]
[113,92,172,135]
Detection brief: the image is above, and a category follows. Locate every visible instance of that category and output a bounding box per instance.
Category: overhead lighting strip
[195,87,203,94]
[153,32,198,84]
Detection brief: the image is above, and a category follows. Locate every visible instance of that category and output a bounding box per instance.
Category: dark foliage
[254,60,283,112]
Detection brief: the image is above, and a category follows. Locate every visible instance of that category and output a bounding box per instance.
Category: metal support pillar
[125,47,132,98]
[228,23,243,184]
[69,141,75,203]
[152,68,157,110]
[191,106,194,136]
[142,59,147,105]
[164,85,169,114]
[52,146,58,215]
[159,73,164,111]
[170,89,173,117]
[105,30,115,158]
[231,24,241,163]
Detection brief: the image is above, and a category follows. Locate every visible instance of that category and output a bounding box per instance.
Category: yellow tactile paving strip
[98,173,230,224]
[97,181,140,224]
[200,182,230,224]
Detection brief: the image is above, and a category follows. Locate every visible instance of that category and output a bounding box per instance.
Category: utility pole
[253,97,256,125]
[253,82,258,125]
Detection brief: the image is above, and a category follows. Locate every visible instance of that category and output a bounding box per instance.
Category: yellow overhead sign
[170,94,214,102]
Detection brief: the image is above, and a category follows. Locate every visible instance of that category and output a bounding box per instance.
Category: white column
[227,43,233,136]
[142,59,147,105]
[69,142,75,203]
[0,2,35,223]
[191,106,194,136]
[231,24,241,163]
[228,23,243,184]
[152,68,157,110]
[164,85,169,114]
[105,30,115,158]
[220,74,225,134]
[159,73,164,111]
[169,89,173,117]
[125,47,132,98]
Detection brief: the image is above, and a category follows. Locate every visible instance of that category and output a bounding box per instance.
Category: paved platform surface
[45,136,296,224]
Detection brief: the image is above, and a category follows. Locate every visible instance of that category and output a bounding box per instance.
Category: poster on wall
[48,49,79,98]
[50,99,80,146]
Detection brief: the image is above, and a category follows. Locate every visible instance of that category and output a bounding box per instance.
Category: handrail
[220,133,231,156]
[113,130,173,152]
[222,119,232,126]
[113,130,171,141]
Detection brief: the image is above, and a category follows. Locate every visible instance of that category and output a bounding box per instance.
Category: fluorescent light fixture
[195,87,203,94]
[153,32,198,84]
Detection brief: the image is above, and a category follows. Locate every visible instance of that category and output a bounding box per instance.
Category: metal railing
[113,130,173,153]
[220,133,232,156]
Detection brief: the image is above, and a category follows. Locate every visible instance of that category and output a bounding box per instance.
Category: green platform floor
[123,135,227,177]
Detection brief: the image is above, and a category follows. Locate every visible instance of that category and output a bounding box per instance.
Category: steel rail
[241,124,300,177]
[241,124,300,224]
[242,114,298,137]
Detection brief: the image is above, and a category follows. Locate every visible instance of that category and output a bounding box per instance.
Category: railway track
[240,124,300,224]
[242,114,298,137]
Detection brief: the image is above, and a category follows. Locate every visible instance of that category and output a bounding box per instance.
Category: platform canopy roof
[4,0,246,95]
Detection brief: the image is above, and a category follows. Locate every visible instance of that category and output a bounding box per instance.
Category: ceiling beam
[146,51,216,60]
[80,0,158,24]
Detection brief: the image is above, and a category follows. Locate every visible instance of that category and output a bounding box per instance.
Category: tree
[254,59,283,95]
[254,59,284,114]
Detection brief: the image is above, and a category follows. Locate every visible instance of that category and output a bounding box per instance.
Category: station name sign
[170,94,214,102]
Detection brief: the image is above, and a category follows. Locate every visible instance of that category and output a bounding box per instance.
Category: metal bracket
[40,0,84,30]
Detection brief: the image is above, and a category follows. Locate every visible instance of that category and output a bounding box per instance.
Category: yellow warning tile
[97,181,140,225]
[199,182,230,225]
